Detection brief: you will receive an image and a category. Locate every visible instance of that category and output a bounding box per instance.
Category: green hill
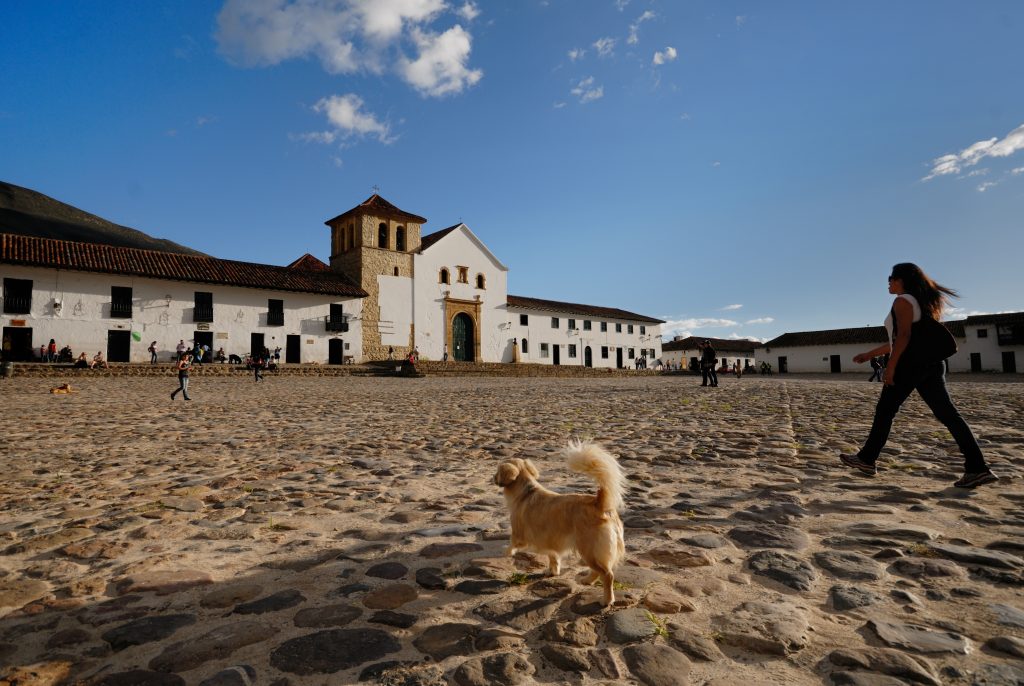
[0,180,205,255]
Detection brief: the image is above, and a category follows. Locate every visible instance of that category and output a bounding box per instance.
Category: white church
[1,194,663,367]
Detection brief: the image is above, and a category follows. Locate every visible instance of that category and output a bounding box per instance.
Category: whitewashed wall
[958,324,1023,373]
[378,274,414,347]
[413,225,509,362]
[508,310,661,368]
[1,264,362,363]
[754,343,871,373]
[662,346,755,370]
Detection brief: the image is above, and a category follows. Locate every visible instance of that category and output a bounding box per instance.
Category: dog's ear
[495,462,520,487]
[523,459,540,479]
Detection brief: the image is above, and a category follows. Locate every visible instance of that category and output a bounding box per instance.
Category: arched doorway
[584,346,593,368]
[452,313,474,361]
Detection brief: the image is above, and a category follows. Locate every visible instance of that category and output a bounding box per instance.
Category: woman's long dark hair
[891,263,958,319]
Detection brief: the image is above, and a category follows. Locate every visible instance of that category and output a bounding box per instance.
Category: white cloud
[964,168,989,178]
[745,317,774,325]
[977,181,998,193]
[568,47,585,61]
[923,122,1024,181]
[303,93,393,143]
[661,317,739,335]
[455,2,479,22]
[711,160,721,167]
[1011,166,1024,175]
[721,304,743,311]
[735,15,747,26]
[614,0,630,10]
[553,101,567,109]
[627,11,655,45]
[652,46,677,65]
[216,0,481,98]
[571,76,603,104]
[592,37,616,57]
[400,25,483,97]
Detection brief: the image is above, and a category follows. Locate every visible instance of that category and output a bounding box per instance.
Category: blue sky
[2,1,1023,341]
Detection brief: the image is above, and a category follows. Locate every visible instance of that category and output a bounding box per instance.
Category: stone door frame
[444,296,481,363]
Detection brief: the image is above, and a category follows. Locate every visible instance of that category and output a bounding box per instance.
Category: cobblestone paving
[0,375,1022,685]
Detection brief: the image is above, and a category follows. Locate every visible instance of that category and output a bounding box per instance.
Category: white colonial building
[1,194,662,366]
[756,314,1023,374]
[661,336,759,371]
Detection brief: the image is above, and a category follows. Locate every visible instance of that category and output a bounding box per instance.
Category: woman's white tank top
[884,293,922,346]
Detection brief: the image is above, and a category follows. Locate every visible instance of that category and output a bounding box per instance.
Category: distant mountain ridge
[0,180,205,256]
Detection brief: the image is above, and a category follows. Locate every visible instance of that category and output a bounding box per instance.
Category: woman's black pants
[858,362,987,472]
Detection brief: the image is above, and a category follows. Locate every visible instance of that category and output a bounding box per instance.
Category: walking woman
[840,263,997,488]
[171,352,192,401]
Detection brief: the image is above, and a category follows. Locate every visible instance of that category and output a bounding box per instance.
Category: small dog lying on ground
[493,441,626,606]
[49,383,77,394]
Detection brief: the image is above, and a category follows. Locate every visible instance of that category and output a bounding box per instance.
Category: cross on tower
[371,184,381,195]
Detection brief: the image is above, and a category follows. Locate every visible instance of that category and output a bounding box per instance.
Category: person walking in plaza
[148,340,158,364]
[840,263,998,489]
[700,340,718,387]
[171,352,192,401]
[868,356,883,382]
[253,353,265,382]
[47,339,57,363]
[176,339,187,356]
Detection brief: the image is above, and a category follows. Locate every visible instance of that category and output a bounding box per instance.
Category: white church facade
[1,194,662,366]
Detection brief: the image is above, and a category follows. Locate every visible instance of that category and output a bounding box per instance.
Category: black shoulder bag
[892,307,958,381]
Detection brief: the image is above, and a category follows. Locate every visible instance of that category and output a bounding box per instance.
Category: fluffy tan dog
[493,440,626,606]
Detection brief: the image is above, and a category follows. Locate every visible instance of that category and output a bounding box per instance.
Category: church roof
[507,294,664,324]
[419,224,461,252]
[324,194,427,226]
[0,233,367,298]
[663,336,760,353]
[286,253,329,271]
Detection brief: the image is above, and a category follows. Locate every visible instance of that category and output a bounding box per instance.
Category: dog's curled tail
[565,440,625,513]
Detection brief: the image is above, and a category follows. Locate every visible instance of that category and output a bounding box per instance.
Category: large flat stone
[928,543,1023,570]
[990,603,1024,628]
[451,653,535,686]
[847,522,937,542]
[270,628,401,675]
[293,603,361,628]
[474,597,559,631]
[622,643,692,686]
[728,524,809,550]
[711,600,810,655]
[149,621,278,672]
[0,578,49,611]
[888,557,964,578]
[102,614,196,651]
[867,618,971,655]
[747,550,817,591]
[828,647,940,685]
[413,623,479,660]
[605,608,659,644]
[813,551,884,581]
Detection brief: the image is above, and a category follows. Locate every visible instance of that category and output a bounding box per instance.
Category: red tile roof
[286,253,329,271]
[663,336,759,353]
[964,312,1024,326]
[324,194,427,226]
[762,320,966,348]
[0,234,367,298]
[507,294,664,324]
